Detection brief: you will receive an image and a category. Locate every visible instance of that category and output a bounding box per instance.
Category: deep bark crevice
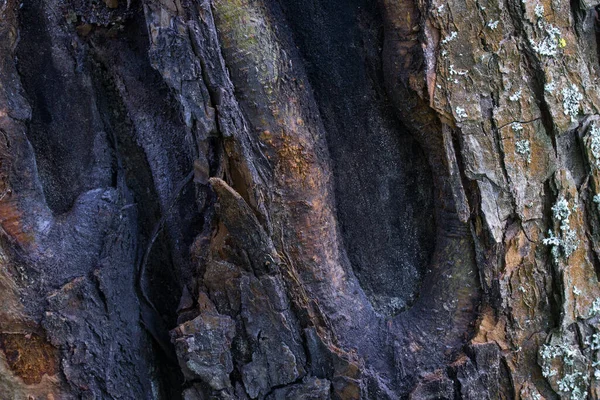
[11,2,195,397]
[277,0,436,317]
[16,0,115,215]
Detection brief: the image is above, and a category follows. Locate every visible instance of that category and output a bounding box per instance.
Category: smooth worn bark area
[2,0,600,399]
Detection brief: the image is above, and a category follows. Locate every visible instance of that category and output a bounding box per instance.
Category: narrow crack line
[487,95,518,217]
[262,372,310,399]
[497,117,542,131]
[137,169,194,313]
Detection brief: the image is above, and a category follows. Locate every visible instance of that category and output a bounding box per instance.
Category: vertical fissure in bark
[16,0,114,215]
[10,1,200,396]
[277,0,436,317]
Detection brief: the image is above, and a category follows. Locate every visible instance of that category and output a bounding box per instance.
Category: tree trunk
[1,0,600,398]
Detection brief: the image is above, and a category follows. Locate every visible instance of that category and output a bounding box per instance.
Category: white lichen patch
[449,64,468,76]
[487,20,499,30]
[512,122,524,133]
[562,84,583,122]
[515,139,531,164]
[586,333,600,350]
[534,4,544,18]
[542,197,579,262]
[552,198,572,221]
[587,123,600,167]
[540,341,589,400]
[594,361,600,380]
[540,343,578,366]
[545,81,557,93]
[441,31,458,45]
[557,372,588,400]
[593,194,600,213]
[455,106,468,120]
[590,298,600,317]
[531,24,564,57]
[509,89,522,102]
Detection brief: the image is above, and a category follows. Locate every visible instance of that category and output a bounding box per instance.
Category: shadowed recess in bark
[16,0,115,215]
[11,1,193,397]
[277,0,436,315]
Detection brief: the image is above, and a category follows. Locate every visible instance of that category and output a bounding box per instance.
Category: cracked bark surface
[2,0,600,398]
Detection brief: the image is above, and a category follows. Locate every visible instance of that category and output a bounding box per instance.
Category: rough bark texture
[2,0,600,398]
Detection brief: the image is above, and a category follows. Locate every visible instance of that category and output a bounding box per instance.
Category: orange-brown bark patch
[0,332,59,384]
[0,199,35,247]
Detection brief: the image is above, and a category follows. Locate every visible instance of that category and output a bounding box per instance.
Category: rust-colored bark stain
[0,198,35,247]
[259,129,316,189]
[0,332,59,384]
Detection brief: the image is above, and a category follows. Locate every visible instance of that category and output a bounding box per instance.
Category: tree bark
[1,0,600,398]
